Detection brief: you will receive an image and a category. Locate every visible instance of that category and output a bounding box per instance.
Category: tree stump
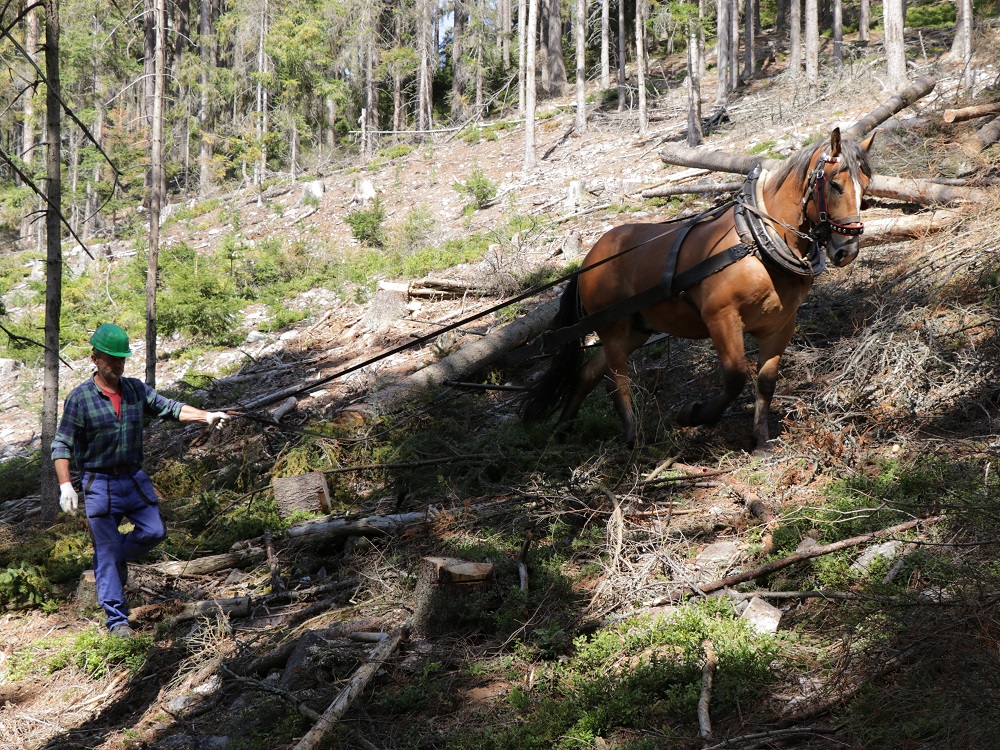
[411,557,495,637]
[76,569,100,616]
[271,472,332,519]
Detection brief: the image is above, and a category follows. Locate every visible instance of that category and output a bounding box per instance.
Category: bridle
[802,150,866,242]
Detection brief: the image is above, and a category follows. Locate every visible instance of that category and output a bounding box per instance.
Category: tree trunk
[518,0,527,112]
[859,0,869,42]
[844,75,936,138]
[418,0,434,130]
[636,0,647,134]
[452,0,467,119]
[788,0,801,78]
[832,0,842,70]
[197,0,214,193]
[500,0,511,67]
[575,0,587,132]
[523,0,538,169]
[728,0,739,90]
[950,0,973,81]
[40,0,63,521]
[617,0,626,110]
[960,115,1000,156]
[883,0,907,89]
[804,0,818,96]
[715,0,731,103]
[686,17,703,146]
[943,102,1000,123]
[600,0,610,88]
[145,0,167,387]
[541,0,567,96]
[743,0,756,79]
[20,7,39,244]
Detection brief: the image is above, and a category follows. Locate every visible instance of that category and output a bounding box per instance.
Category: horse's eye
[860,198,871,211]
[830,181,844,194]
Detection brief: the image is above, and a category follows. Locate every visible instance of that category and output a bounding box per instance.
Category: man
[52,323,231,638]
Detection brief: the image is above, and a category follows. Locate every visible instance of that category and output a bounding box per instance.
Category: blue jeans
[82,468,166,631]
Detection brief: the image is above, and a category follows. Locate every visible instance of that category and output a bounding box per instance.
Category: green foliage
[905,0,956,27]
[453,165,499,209]
[345,199,387,247]
[156,243,243,344]
[9,626,152,681]
[0,455,40,503]
[0,563,52,609]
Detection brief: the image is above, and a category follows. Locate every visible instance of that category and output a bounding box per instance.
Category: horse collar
[735,165,826,278]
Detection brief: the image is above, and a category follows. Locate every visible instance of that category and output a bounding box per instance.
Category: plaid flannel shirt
[51,376,184,471]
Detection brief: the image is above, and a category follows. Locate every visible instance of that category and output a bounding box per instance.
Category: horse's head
[803,128,875,267]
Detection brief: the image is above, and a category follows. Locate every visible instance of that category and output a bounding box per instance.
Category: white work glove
[59,482,79,514]
[205,411,231,430]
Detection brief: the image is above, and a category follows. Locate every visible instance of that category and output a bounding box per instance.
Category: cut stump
[412,556,495,637]
[272,472,332,519]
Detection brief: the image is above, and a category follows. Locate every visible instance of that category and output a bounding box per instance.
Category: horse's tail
[521,276,584,423]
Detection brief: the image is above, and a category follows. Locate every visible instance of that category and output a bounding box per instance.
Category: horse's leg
[751,323,796,452]
[676,312,749,429]
[600,325,650,446]
[556,347,608,426]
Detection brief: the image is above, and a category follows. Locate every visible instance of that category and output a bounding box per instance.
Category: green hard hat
[90,323,132,357]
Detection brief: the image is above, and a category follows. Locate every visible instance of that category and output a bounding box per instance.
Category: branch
[698,640,717,741]
[0,321,73,367]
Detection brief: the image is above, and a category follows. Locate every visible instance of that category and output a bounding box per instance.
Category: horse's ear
[830,127,843,157]
[860,131,876,153]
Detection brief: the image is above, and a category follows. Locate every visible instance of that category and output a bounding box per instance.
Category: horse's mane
[769,135,873,190]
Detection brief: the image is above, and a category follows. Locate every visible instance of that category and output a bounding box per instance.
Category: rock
[691,540,741,584]
[302,180,325,202]
[740,596,782,634]
[851,540,905,573]
[0,359,23,381]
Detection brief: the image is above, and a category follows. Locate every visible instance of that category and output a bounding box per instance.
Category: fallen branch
[704,725,839,749]
[641,180,743,198]
[146,547,266,577]
[695,515,944,595]
[698,640,717,741]
[169,596,253,625]
[860,209,963,246]
[961,115,1000,156]
[844,75,936,138]
[943,102,1000,123]
[292,621,411,750]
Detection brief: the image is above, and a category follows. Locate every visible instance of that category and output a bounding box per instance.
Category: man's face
[92,351,126,388]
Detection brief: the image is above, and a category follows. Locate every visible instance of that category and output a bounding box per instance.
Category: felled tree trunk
[961,116,1000,156]
[844,75,936,138]
[943,102,1000,123]
[860,209,962,246]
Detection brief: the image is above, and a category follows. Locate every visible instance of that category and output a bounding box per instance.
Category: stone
[302,180,325,202]
[740,596,782,634]
[851,540,904,573]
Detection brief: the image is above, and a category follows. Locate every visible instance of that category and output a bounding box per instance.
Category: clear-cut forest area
[1,0,1000,747]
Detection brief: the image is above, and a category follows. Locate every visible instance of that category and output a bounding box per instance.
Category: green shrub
[905,1,955,26]
[453,166,498,209]
[0,563,52,609]
[345,199,387,247]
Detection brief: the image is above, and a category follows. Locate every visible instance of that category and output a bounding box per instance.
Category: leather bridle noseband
[803,151,865,242]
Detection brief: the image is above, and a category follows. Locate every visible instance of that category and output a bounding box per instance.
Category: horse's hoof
[676,402,701,427]
[752,440,776,458]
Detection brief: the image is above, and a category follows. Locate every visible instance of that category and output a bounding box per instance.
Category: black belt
[89,465,138,475]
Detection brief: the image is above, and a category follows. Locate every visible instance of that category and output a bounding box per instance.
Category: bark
[171,596,253,624]
[950,0,973,70]
[636,0,647,134]
[743,0,755,79]
[832,0,842,70]
[943,103,1000,123]
[698,640,717,740]
[291,623,410,750]
[40,0,63,521]
[686,18,703,147]
[961,115,1000,156]
[540,0,567,97]
[19,7,38,243]
[860,210,963,246]
[715,0,732,103]
[858,0,869,42]
[575,0,587,132]
[844,75,936,138]
[452,0,467,119]
[146,0,166,387]
[517,0,526,112]
[804,0,818,96]
[788,0,801,78]
[417,0,434,131]
[617,0,626,110]
[523,0,538,168]
[643,180,742,197]
[883,0,907,88]
[148,547,267,576]
[600,0,610,88]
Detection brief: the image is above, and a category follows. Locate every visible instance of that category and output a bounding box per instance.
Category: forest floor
[3,25,1000,750]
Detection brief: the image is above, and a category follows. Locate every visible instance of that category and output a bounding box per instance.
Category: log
[285,510,432,543]
[171,596,253,624]
[961,115,1000,156]
[641,180,744,198]
[860,209,962,246]
[292,622,411,750]
[843,75,936,138]
[146,547,266,577]
[345,297,561,417]
[943,102,1000,123]
[658,143,990,206]
[271,397,298,422]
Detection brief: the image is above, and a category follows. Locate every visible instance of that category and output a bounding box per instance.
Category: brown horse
[522,128,875,449]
